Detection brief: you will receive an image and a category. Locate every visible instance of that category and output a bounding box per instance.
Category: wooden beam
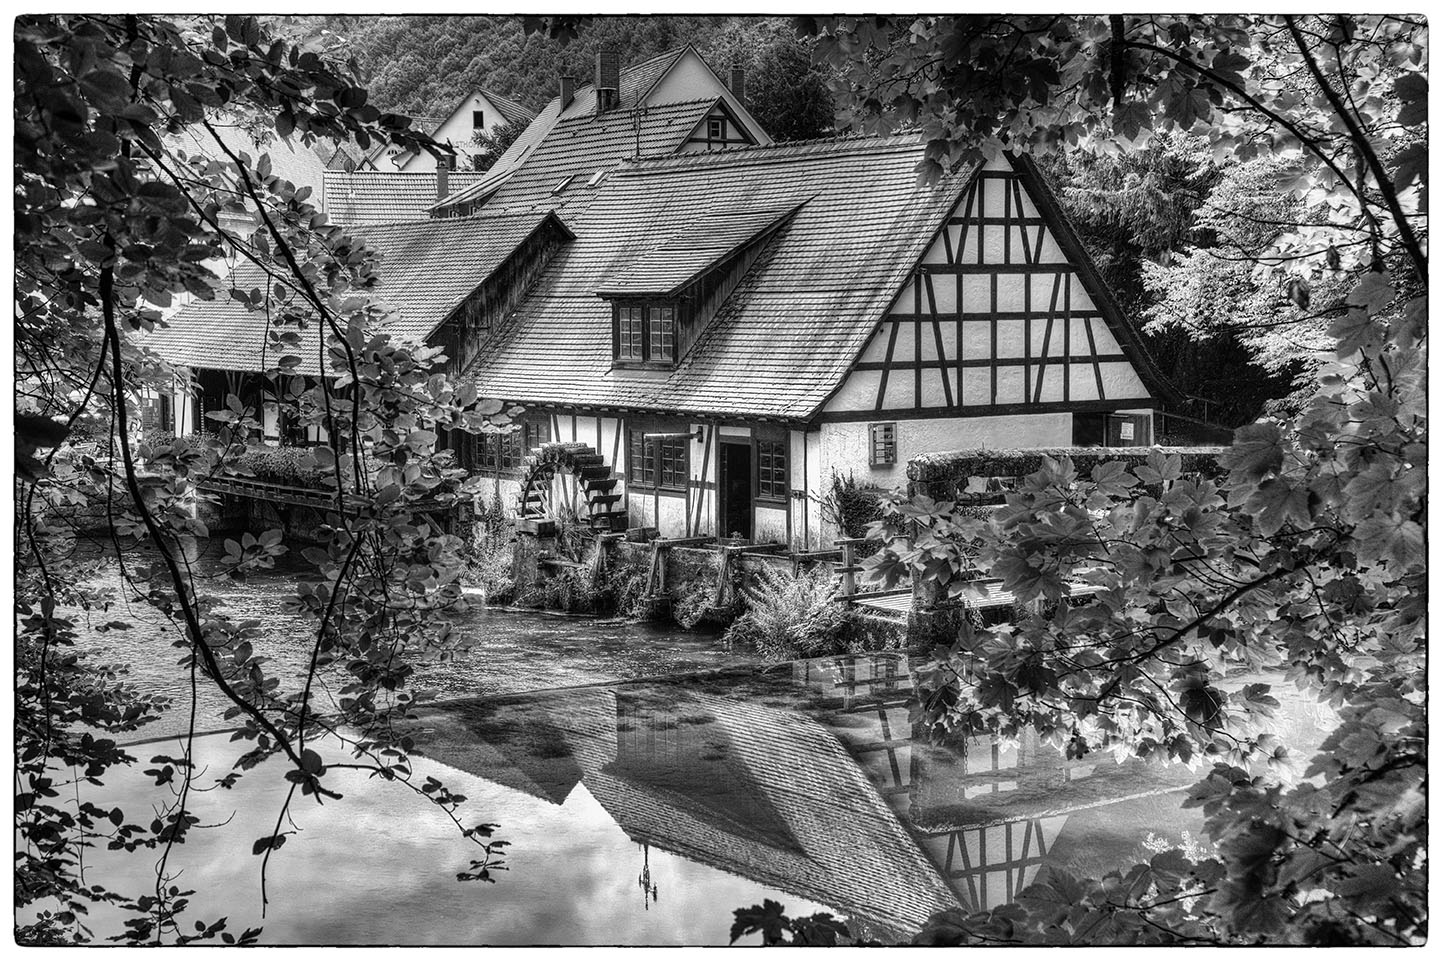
[818,397,1157,422]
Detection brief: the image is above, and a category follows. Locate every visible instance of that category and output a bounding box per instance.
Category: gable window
[628,429,687,491]
[869,423,897,466]
[472,109,485,129]
[612,302,680,366]
[756,440,788,501]
[707,117,725,141]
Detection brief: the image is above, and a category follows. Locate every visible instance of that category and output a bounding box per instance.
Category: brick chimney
[436,154,449,202]
[730,65,746,103]
[560,75,576,110]
[595,49,620,113]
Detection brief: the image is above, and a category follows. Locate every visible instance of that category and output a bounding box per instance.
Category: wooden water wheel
[516,441,628,532]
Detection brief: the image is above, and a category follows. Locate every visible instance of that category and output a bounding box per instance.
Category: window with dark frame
[617,306,645,361]
[627,429,687,491]
[649,305,676,362]
[869,422,897,466]
[757,440,787,500]
[475,420,549,472]
[707,117,725,140]
[472,109,485,129]
[613,302,679,365]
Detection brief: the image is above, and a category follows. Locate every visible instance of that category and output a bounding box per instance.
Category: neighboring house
[321,169,493,224]
[429,44,769,218]
[151,46,1173,548]
[368,88,536,172]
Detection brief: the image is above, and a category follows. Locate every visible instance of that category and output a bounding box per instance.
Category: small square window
[869,423,897,467]
[707,117,725,140]
[472,109,485,129]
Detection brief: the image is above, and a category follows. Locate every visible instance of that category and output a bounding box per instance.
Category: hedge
[907,446,1228,499]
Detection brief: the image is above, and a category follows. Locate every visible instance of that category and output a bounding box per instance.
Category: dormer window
[707,117,725,141]
[597,202,807,371]
[612,302,677,366]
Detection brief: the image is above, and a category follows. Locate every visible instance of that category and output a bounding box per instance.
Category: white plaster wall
[401,93,515,172]
[817,411,1074,528]
[754,505,788,545]
[650,50,771,144]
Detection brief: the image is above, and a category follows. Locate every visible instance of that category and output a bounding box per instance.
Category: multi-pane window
[757,440,787,500]
[628,429,687,491]
[708,117,725,140]
[649,306,676,362]
[476,419,549,472]
[618,307,645,361]
[613,302,681,365]
[869,422,897,466]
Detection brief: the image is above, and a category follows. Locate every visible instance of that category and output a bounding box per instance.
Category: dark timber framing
[834,157,1179,422]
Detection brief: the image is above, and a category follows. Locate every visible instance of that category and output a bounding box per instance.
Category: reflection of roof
[464,135,971,419]
[431,98,718,216]
[415,683,958,941]
[323,170,492,224]
[146,211,571,374]
[595,203,803,298]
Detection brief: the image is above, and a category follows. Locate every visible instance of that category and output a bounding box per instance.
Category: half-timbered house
[455,136,1174,548]
[149,45,1174,549]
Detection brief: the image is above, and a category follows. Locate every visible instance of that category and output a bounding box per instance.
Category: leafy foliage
[722,566,859,661]
[16,12,514,943]
[801,13,1427,946]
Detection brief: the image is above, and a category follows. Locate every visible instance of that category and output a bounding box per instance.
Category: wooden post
[840,540,856,598]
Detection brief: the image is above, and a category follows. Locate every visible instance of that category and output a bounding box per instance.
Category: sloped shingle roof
[595,202,803,297]
[323,170,492,224]
[432,46,696,214]
[433,98,717,217]
[146,211,569,375]
[481,88,538,129]
[464,135,971,420]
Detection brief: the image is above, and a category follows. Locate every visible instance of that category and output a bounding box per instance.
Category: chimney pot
[595,49,621,112]
[730,65,746,103]
[560,75,576,110]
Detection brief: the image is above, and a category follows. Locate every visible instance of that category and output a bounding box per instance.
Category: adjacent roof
[322,170,492,224]
[431,45,708,215]
[464,135,972,420]
[595,202,803,297]
[481,88,538,130]
[146,211,571,375]
[431,98,720,218]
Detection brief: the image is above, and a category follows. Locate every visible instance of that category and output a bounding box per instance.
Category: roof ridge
[324,169,489,178]
[616,132,924,172]
[346,208,549,231]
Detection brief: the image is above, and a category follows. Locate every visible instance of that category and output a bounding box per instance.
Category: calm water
[68,540,756,739]
[33,643,1336,945]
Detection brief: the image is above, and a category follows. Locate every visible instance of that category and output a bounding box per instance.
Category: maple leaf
[1221,422,1285,479]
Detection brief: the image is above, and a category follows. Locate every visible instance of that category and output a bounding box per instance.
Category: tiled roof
[465,135,971,420]
[432,46,695,214]
[596,202,803,297]
[481,88,537,129]
[432,98,718,217]
[322,170,492,224]
[145,211,569,375]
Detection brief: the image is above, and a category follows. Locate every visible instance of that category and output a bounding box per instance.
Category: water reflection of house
[794,654,1202,913]
[418,685,956,941]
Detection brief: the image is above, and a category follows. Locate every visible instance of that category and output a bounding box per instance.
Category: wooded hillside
[267,14,836,140]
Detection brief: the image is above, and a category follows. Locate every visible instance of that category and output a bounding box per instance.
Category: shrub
[461,536,515,606]
[816,471,887,540]
[670,553,733,629]
[231,444,325,487]
[723,566,855,661]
